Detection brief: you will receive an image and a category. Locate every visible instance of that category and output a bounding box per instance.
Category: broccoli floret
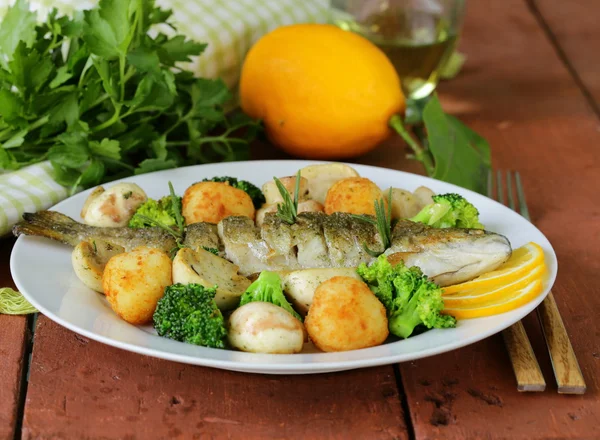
[202,176,265,209]
[239,271,303,322]
[357,255,456,339]
[410,193,483,229]
[129,195,182,229]
[201,247,219,255]
[153,283,227,348]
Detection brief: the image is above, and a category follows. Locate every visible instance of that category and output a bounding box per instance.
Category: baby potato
[262,175,309,205]
[279,268,362,316]
[172,247,251,310]
[305,276,388,352]
[102,246,172,325]
[386,188,420,219]
[299,163,360,204]
[81,183,147,227]
[228,302,306,354]
[182,181,255,225]
[413,186,435,209]
[72,239,124,293]
[324,177,386,216]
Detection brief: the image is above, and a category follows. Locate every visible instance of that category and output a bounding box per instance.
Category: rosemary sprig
[169,181,186,234]
[351,188,393,257]
[274,170,301,225]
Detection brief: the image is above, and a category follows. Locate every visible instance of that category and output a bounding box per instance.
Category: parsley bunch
[0,0,260,192]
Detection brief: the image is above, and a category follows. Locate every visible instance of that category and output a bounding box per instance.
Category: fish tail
[13,211,87,247]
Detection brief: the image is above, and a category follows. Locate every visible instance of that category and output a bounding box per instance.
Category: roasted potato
[228,302,306,354]
[81,183,147,227]
[262,175,309,205]
[299,163,360,204]
[172,247,251,310]
[182,181,255,224]
[103,246,172,324]
[413,186,435,209]
[279,268,361,316]
[305,276,388,352]
[324,177,386,216]
[386,188,420,219]
[255,199,325,227]
[72,239,124,293]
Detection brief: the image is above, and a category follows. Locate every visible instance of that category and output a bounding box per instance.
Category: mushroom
[71,239,125,293]
[227,302,306,354]
[299,163,360,204]
[261,175,309,205]
[172,247,251,311]
[81,183,147,227]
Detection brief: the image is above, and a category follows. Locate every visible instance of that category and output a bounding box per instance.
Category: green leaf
[129,75,175,112]
[192,78,231,108]
[151,135,167,160]
[134,158,177,175]
[99,0,132,47]
[89,138,121,160]
[51,162,81,187]
[93,57,118,99]
[0,89,24,122]
[423,95,490,194]
[0,147,19,170]
[79,159,105,187]
[50,66,73,89]
[83,10,120,59]
[49,142,90,168]
[9,42,54,96]
[2,128,27,149]
[446,115,491,168]
[49,92,79,127]
[0,0,37,69]
[127,46,161,73]
[159,36,207,63]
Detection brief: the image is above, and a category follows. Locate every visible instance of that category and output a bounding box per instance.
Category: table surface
[2,1,600,439]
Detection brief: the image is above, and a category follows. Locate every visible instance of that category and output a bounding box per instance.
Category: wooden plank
[399,0,600,438]
[22,316,408,439]
[533,0,600,114]
[0,238,29,440]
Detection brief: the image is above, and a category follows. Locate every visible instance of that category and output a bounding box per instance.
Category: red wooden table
[2,1,600,438]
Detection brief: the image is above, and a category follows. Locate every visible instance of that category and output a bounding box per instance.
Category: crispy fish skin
[13,211,176,253]
[385,220,512,286]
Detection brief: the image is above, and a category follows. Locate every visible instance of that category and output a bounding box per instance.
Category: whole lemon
[240,24,405,159]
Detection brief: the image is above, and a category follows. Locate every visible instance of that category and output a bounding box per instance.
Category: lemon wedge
[442,278,544,319]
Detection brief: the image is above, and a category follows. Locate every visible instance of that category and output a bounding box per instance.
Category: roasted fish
[13,211,512,286]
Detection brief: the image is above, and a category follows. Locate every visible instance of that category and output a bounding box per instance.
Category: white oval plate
[11,160,557,374]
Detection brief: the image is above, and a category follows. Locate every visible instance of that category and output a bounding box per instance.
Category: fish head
[388,227,512,287]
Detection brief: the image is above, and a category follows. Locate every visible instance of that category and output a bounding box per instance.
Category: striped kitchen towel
[0,0,330,236]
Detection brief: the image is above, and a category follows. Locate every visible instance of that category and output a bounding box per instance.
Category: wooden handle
[537,292,586,394]
[502,321,546,392]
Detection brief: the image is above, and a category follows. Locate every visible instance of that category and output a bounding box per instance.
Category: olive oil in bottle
[334,6,459,100]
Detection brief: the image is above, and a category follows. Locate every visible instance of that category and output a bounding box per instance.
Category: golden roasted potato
[299,163,360,204]
[324,177,386,215]
[72,239,124,293]
[172,247,251,310]
[182,181,255,224]
[262,175,309,204]
[305,276,388,352]
[103,246,172,324]
[385,188,420,219]
[279,268,361,316]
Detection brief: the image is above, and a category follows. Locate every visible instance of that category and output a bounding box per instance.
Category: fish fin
[13,211,83,247]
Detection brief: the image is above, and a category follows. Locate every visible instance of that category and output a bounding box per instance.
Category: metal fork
[491,170,586,394]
